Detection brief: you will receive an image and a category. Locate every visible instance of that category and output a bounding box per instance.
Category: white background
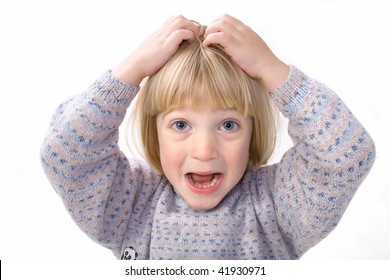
[0,0,389,260]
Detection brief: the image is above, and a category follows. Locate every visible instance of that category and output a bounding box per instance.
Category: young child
[40,15,375,260]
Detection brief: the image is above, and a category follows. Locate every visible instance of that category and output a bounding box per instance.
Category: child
[40,15,375,260]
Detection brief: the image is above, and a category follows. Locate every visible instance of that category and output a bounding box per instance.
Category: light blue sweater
[40,66,375,259]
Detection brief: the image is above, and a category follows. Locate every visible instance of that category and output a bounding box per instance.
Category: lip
[185,173,223,195]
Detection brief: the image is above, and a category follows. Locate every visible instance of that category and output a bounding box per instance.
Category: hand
[112,15,199,85]
[203,14,289,92]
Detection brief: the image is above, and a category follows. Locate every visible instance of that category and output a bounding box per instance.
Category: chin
[187,198,221,211]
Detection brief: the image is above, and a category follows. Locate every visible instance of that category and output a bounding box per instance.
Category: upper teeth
[189,174,220,188]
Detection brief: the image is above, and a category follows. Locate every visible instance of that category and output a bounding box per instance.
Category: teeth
[189,174,220,188]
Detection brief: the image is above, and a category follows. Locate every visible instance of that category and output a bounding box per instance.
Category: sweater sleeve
[268,65,376,257]
[40,71,162,254]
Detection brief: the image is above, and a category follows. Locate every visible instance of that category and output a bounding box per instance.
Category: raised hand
[203,14,289,92]
[112,15,199,85]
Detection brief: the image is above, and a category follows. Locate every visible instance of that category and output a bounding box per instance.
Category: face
[156,107,252,210]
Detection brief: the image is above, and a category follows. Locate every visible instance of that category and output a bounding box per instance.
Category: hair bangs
[142,41,256,117]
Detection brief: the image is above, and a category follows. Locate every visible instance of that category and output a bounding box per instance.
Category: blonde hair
[128,25,277,173]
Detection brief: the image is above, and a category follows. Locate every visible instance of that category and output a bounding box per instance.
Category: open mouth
[188,173,221,188]
[185,173,223,194]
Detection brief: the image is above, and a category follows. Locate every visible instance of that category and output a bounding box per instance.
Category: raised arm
[40,15,199,255]
[270,66,375,255]
[204,14,376,256]
[40,71,143,253]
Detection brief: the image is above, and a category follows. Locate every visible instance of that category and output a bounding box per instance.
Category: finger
[204,19,225,39]
[204,14,240,38]
[166,15,199,38]
[163,15,189,27]
[203,32,227,47]
[169,28,197,45]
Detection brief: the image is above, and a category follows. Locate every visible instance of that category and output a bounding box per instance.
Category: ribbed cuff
[87,70,140,108]
[269,65,313,118]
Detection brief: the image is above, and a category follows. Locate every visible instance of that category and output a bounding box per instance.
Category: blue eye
[220,121,238,131]
[173,121,189,131]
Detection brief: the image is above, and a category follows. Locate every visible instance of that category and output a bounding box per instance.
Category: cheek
[227,136,251,171]
[159,146,187,187]
[158,136,185,173]
[234,145,250,168]
[157,121,187,169]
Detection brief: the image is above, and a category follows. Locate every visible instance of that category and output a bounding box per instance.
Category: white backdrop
[0,0,389,260]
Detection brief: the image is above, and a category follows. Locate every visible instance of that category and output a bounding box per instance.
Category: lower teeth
[189,174,220,188]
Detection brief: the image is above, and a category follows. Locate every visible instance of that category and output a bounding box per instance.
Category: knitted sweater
[40,66,375,260]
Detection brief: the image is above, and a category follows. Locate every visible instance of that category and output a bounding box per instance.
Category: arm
[204,14,376,255]
[40,15,199,253]
[40,73,142,252]
[269,66,375,255]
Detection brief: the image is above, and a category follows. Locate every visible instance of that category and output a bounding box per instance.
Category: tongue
[191,173,215,184]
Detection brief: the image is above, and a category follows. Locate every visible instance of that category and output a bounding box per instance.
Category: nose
[190,130,218,162]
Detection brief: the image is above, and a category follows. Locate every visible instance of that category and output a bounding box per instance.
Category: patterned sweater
[40,66,375,259]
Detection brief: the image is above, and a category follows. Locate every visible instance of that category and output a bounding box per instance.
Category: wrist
[258,58,290,93]
[111,65,144,86]
[111,54,146,86]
